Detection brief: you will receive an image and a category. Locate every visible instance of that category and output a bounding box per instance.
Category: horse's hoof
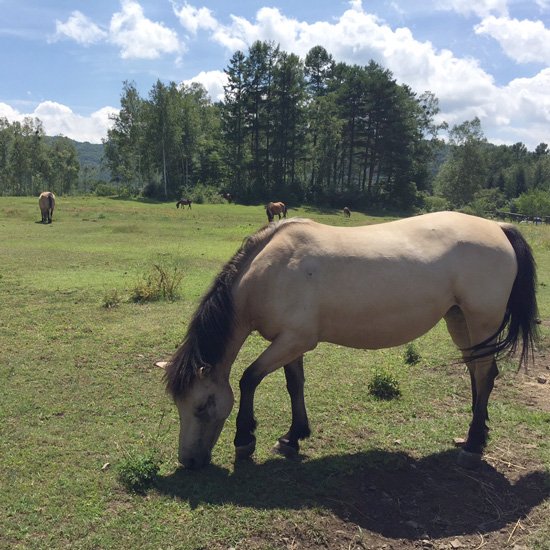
[272,439,299,459]
[457,449,482,469]
[235,441,256,460]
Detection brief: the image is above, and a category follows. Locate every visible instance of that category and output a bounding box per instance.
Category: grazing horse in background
[266,201,287,222]
[343,206,351,218]
[220,192,233,203]
[164,212,539,470]
[38,191,55,224]
[176,199,192,210]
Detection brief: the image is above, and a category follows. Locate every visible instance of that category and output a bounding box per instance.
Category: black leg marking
[274,356,310,458]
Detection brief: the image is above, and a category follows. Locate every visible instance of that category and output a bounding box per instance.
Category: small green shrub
[101,288,122,309]
[404,343,421,365]
[368,371,401,400]
[116,451,161,493]
[130,263,183,303]
[94,183,118,197]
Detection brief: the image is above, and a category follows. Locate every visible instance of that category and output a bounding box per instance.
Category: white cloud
[196,2,496,113]
[0,102,22,120]
[172,2,218,34]
[435,0,508,18]
[53,11,107,45]
[52,1,183,60]
[109,0,183,59]
[475,16,550,64]
[183,70,227,101]
[0,101,117,143]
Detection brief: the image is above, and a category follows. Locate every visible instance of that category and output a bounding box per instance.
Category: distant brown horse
[176,199,192,209]
[266,201,287,222]
[38,191,55,224]
[343,207,351,218]
[220,192,233,203]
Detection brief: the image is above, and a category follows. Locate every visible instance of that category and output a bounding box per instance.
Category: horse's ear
[198,366,208,379]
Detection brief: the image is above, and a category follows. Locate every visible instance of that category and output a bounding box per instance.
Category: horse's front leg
[234,361,262,458]
[234,336,314,460]
[273,356,310,457]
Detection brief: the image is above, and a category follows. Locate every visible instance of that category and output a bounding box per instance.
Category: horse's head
[172,367,234,468]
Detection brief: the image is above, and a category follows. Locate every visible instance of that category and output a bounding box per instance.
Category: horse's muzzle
[180,452,211,469]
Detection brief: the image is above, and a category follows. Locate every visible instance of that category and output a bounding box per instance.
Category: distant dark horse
[220,192,233,203]
[343,207,351,218]
[176,199,192,210]
[266,201,287,222]
[38,191,55,224]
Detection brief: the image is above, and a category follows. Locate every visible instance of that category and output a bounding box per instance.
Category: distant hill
[46,136,110,181]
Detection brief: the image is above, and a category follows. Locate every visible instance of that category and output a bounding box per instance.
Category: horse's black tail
[471,224,539,366]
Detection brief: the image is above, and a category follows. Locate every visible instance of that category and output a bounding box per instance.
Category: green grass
[0,197,548,549]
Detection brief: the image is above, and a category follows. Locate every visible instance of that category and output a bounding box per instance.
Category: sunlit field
[1,196,548,549]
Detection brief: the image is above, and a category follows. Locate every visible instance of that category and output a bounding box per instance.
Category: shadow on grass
[155,449,549,540]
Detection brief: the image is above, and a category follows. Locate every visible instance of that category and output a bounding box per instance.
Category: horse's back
[236,213,518,348]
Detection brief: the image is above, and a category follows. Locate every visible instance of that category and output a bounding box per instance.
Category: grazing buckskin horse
[176,199,192,209]
[343,206,351,218]
[164,212,538,470]
[38,191,55,224]
[265,201,287,222]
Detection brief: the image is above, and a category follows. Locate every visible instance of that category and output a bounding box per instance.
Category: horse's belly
[319,304,446,349]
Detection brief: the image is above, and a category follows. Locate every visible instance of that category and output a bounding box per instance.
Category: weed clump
[404,343,421,365]
[116,451,161,493]
[368,371,401,400]
[130,263,183,303]
[101,288,122,308]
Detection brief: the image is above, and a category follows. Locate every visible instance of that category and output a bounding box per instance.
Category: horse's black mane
[164,220,302,398]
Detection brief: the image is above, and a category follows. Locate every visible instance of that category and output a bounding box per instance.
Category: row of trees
[103,79,224,199]
[1,41,548,213]
[0,118,80,196]
[434,118,550,214]
[104,43,445,208]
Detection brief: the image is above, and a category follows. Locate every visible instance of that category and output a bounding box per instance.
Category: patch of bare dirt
[516,348,550,413]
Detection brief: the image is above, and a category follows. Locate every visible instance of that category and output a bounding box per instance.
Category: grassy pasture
[0,197,549,549]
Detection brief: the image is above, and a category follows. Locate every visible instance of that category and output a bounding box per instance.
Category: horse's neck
[217,324,250,381]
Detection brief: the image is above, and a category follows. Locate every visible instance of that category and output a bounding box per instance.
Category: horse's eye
[194,395,215,421]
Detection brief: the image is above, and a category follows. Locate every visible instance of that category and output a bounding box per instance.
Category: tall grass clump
[101,288,122,308]
[130,263,183,303]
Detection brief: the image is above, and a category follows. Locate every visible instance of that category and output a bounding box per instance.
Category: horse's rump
[265,201,286,222]
[38,191,55,223]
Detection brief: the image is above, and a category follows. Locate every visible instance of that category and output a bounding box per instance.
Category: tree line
[1,42,549,214]
[0,118,80,196]
[103,43,444,209]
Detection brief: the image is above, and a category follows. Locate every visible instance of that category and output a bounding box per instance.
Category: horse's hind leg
[445,306,499,468]
[273,356,311,458]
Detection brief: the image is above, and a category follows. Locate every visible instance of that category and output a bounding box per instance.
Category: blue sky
[1,0,549,148]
